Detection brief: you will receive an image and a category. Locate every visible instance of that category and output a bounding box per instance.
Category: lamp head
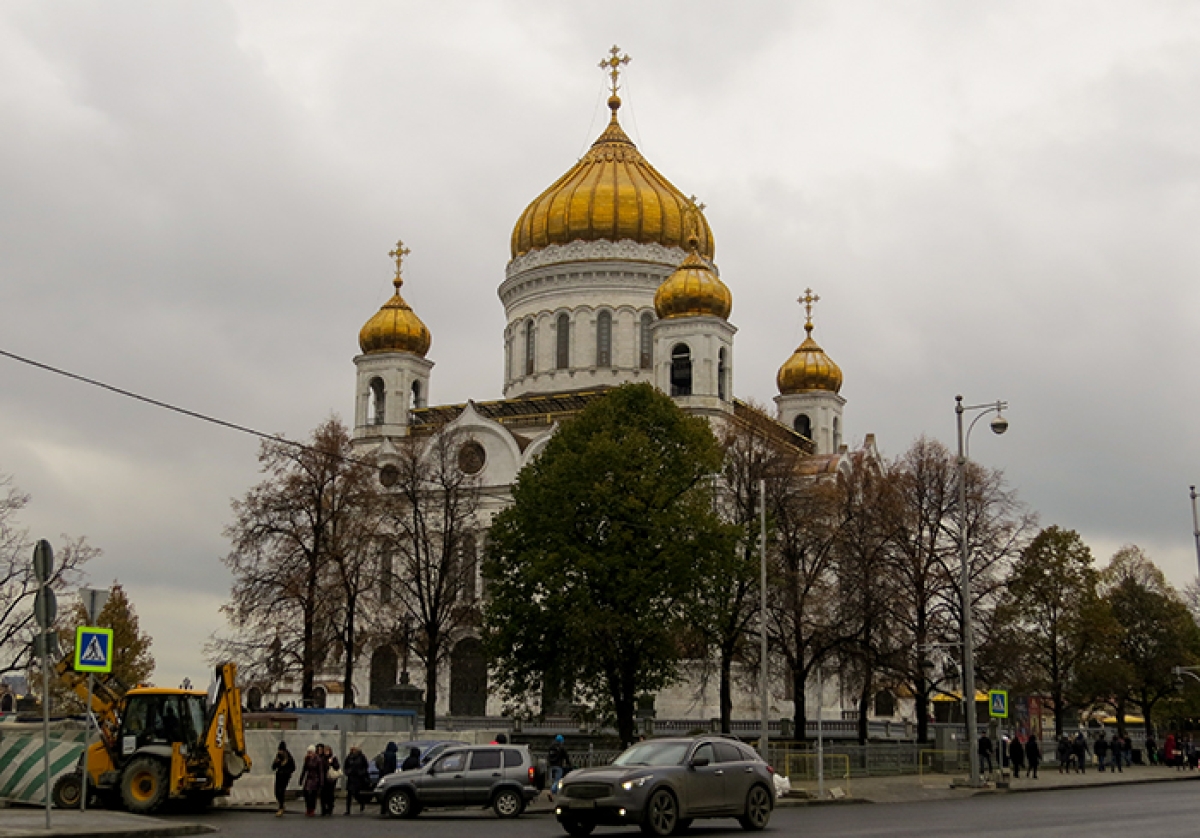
[990,414,1009,436]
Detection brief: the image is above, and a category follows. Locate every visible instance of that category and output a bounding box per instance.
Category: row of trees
[216,387,1200,744]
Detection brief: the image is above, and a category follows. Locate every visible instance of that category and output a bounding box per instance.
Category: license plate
[570,800,596,809]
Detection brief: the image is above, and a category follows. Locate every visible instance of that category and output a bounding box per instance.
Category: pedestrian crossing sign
[74,626,113,673]
[988,690,1009,718]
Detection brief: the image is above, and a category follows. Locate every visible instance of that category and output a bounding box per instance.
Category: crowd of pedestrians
[978,729,1150,779]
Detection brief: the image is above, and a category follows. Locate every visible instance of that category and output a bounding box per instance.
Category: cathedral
[347,49,873,723]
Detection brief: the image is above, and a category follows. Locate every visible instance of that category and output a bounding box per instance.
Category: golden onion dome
[510,93,715,260]
[777,289,842,395]
[358,241,431,357]
[655,241,732,320]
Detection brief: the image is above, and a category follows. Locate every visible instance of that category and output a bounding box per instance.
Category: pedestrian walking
[271,741,296,817]
[978,733,994,776]
[318,744,340,816]
[299,745,323,817]
[1112,734,1123,773]
[1008,736,1026,777]
[382,741,400,775]
[1024,736,1041,779]
[401,745,421,771]
[1095,733,1109,772]
[1165,733,1178,769]
[1072,733,1089,774]
[1056,736,1071,774]
[548,734,573,795]
[343,745,371,815]
[1146,735,1158,766]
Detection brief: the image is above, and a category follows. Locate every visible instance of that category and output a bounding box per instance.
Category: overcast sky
[2,1,1199,688]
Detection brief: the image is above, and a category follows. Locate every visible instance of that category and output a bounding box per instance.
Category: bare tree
[0,472,95,677]
[380,429,482,729]
[220,418,379,705]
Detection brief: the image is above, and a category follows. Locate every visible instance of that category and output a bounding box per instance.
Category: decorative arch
[556,312,570,370]
[794,413,812,439]
[524,319,536,376]
[639,313,654,369]
[370,645,399,706]
[369,378,386,425]
[596,310,612,368]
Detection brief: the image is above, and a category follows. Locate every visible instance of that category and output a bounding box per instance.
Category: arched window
[718,349,728,400]
[524,319,535,376]
[411,380,423,410]
[833,417,841,451]
[379,551,393,605]
[670,344,692,397]
[794,414,812,439]
[369,378,386,425]
[639,313,654,369]
[556,313,570,370]
[596,311,612,368]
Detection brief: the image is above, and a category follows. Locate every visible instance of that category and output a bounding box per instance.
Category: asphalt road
[172,781,1200,837]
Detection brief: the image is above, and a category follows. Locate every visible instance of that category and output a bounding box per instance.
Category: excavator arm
[200,662,251,789]
[54,653,128,749]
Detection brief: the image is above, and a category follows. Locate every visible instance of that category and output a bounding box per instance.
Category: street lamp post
[1189,487,1200,579]
[955,395,1008,788]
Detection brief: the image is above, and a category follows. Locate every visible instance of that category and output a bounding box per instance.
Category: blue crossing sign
[988,689,1009,719]
[74,627,113,673]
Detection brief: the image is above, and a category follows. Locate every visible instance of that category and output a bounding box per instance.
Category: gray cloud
[2,1,1199,685]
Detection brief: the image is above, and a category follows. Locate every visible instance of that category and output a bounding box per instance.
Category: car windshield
[613,741,690,767]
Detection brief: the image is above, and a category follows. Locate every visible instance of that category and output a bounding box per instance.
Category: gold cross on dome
[388,240,411,283]
[799,288,819,331]
[688,195,707,213]
[599,45,631,96]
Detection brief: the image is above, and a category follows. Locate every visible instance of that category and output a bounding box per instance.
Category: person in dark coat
[271,741,296,816]
[1024,736,1041,778]
[299,745,323,816]
[1072,733,1089,773]
[342,745,371,815]
[1008,736,1025,776]
[1056,736,1071,773]
[548,734,572,795]
[1094,733,1109,771]
[318,743,340,816]
[401,746,421,771]
[977,734,994,776]
[382,741,399,775]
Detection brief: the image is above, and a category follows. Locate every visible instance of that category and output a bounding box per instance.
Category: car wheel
[493,788,525,818]
[562,816,597,836]
[383,788,417,819]
[120,757,170,814]
[640,789,678,836]
[737,784,772,831]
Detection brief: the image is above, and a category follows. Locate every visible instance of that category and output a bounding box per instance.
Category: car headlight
[621,775,652,791]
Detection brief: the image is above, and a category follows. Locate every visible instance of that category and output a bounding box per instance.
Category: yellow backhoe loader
[49,657,251,814]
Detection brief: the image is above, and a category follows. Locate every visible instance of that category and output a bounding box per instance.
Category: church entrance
[370,645,399,707]
[449,637,487,716]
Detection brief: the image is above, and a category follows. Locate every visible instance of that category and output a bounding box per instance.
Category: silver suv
[555,736,774,836]
[377,744,538,819]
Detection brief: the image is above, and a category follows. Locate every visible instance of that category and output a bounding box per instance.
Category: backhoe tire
[121,757,170,814]
[51,773,82,809]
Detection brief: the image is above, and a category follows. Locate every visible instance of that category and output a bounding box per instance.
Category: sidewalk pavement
[780,764,1200,805]
[0,808,213,838]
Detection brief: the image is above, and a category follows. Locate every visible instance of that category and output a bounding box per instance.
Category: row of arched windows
[368,378,424,425]
[520,310,656,377]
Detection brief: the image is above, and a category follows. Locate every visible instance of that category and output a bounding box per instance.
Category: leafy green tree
[1092,546,1200,737]
[482,384,732,745]
[990,526,1096,737]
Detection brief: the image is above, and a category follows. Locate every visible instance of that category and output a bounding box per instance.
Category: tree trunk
[342,599,356,709]
[1052,686,1064,739]
[792,666,808,742]
[615,692,636,747]
[423,627,439,730]
[857,676,871,745]
[302,583,316,704]
[719,651,733,734]
[916,677,929,744]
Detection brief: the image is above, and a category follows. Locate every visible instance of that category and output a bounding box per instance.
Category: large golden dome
[359,242,431,357]
[655,245,731,320]
[777,290,842,394]
[510,95,715,260]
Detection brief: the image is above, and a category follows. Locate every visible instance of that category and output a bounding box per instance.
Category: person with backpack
[548,734,572,796]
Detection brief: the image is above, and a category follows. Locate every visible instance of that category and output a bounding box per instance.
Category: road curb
[0,824,214,838]
[988,772,1200,797]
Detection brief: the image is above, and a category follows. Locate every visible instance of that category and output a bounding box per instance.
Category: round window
[458,441,486,475]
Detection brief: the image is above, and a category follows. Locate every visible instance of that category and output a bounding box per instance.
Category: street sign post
[76,588,110,813]
[988,690,1009,719]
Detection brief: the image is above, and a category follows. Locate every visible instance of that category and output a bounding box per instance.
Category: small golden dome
[358,241,431,357]
[777,289,842,394]
[510,95,715,260]
[655,243,732,320]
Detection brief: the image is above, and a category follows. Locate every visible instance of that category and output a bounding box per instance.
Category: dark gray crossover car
[555,736,774,836]
[377,744,539,819]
